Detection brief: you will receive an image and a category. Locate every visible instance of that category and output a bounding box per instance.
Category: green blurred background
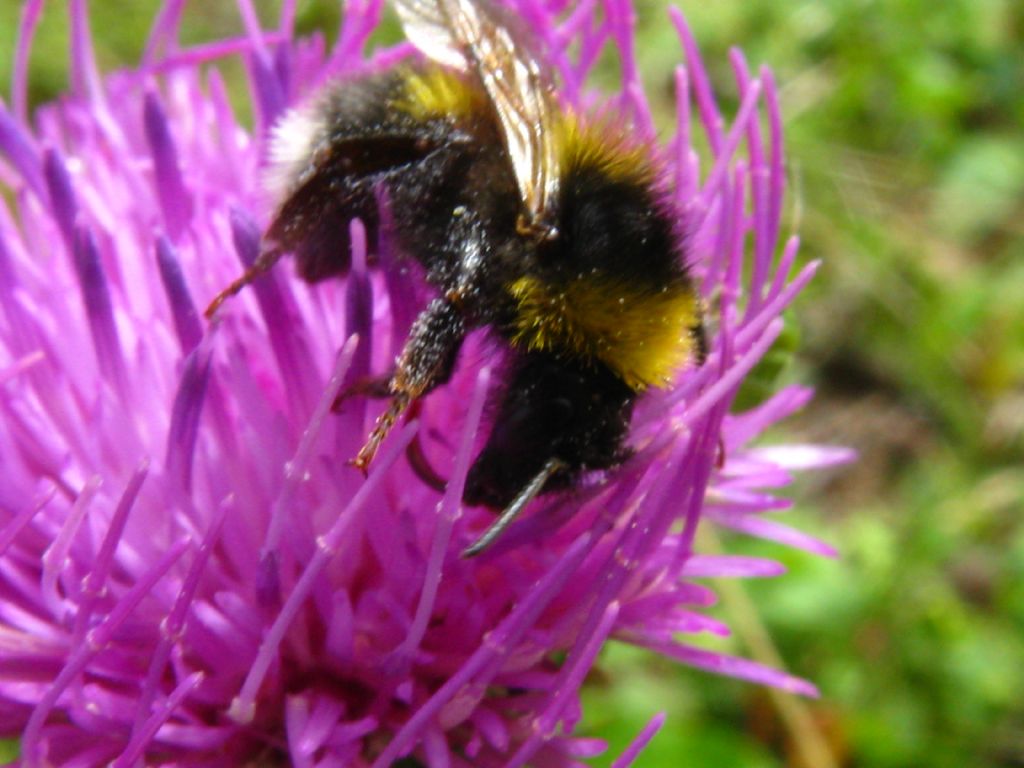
[1,0,1021,766]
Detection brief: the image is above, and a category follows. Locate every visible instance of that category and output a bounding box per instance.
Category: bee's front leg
[352,297,465,472]
[331,372,395,411]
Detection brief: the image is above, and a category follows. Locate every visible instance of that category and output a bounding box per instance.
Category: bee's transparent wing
[391,0,469,69]
[392,0,560,234]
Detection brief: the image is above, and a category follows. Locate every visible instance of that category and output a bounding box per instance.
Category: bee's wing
[392,0,560,234]
[391,0,469,69]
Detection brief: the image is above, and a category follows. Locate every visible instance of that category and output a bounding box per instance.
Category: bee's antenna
[461,457,566,558]
[204,245,285,318]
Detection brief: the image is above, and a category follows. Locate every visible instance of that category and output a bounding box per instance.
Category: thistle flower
[0,0,851,765]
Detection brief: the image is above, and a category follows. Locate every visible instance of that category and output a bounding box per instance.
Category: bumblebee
[207,0,703,556]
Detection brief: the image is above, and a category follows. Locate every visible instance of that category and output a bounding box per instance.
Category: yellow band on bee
[392,68,484,120]
[555,114,655,187]
[396,69,656,189]
[508,275,699,390]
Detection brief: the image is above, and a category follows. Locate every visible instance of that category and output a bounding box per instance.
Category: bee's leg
[337,373,449,490]
[204,246,284,318]
[331,372,395,411]
[461,458,568,558]
[352,298,465,472]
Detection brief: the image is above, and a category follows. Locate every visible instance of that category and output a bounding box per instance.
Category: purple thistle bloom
[0,0,852,765]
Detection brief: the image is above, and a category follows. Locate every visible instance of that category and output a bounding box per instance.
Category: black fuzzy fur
[267,65,697,511]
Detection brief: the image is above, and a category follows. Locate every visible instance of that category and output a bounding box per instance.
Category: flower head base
[0,0,850,765]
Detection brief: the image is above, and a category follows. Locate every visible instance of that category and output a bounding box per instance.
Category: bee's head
[462,351,634,510]
[463,385,573,509]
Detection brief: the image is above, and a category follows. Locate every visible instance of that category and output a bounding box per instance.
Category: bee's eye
[546,398,574,428]
[502,396,572,440]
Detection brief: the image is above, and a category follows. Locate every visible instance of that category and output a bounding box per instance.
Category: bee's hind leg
[352,297,465,473]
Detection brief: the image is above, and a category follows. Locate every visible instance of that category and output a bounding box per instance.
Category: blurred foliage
[1,0,1021,766]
